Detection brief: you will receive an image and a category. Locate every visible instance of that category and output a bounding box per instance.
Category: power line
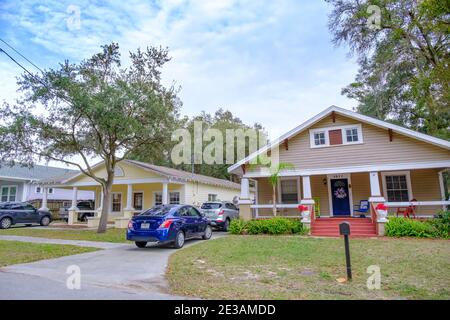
[0,38,44,73]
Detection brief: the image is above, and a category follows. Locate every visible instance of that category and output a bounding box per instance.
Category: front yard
[0,227,127,243]
[0,240,98,267]
[167,236,450,300]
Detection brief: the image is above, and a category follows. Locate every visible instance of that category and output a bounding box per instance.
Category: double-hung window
[280,179,298,204]
[345,128,359,143]
[1,186,17,202]
[383,173,411,202]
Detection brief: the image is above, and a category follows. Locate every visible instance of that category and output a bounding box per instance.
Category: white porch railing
[385,201,450,207]
[251,204,301,219]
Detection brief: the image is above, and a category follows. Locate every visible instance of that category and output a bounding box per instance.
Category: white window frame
[381,171,413,202]
[48,187,54,194]
[110,192,122,213]
[309,124,363,149]
[169,191,180,205]
[154,191,181,205]
[208,194,218,202]
[132,191,144,211]
[1,185,18,202]
[35,186,42,194]
[277,177,301,204]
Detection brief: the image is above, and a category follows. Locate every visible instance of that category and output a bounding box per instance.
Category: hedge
[229,217,307,235]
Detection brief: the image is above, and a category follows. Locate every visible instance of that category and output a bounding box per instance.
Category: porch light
[323,178,327,185]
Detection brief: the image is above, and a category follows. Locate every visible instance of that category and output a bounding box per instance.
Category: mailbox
[339,222,351,236]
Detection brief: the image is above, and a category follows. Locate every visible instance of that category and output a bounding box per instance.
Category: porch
[239,166,449,236]
[61,180,185,227]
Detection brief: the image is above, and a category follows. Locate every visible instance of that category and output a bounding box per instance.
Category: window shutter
[329,129,342,145]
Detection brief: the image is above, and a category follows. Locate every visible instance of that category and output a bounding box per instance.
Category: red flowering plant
[298,205,309,212]
[375,203,388,211]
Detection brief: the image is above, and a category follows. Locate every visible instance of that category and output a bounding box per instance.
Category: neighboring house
[40,159,243,227]
[229,106,450,236]
[0,164,94,213]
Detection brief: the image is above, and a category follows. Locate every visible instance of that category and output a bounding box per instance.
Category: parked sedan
[0,202,52,229]
[199,201,239,231]
[127,205,212,249]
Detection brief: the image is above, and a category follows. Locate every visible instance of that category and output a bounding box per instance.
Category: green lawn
[0,227,127,243]
[0,240,99,267]
[167,236,450,300]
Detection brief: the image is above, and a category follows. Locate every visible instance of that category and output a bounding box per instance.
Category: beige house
[41,160,242,228]
[230,106,450,236]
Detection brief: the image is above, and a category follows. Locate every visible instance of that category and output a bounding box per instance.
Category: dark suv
[0,202,52,229]
[59,200,95,222]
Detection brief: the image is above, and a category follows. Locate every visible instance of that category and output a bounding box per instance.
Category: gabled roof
[55,159,240,190]
[228,105,450,174]
[0,162,77,181]
[125,160,240,190]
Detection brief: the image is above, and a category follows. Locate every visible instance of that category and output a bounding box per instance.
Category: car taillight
[159,219,174,229]
[217,210,225,222]
[218,210,224,216]
[127,220,134,230]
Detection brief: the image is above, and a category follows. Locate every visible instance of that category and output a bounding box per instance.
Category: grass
[0,240,98,267]
[167,236,450,300]
[0,227,127,243]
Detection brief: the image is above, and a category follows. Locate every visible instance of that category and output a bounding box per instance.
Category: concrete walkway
[0,233,226,299]
[0,235,127,249]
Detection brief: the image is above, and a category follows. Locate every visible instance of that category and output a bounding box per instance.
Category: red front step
[311,218,377,237]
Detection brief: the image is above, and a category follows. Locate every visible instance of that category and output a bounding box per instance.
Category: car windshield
[201,203,222,209]
[139,205,174,216]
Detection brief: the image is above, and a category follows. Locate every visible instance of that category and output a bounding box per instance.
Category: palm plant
[267,162,294,216]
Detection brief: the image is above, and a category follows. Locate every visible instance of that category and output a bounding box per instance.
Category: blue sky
[0,0,358,140]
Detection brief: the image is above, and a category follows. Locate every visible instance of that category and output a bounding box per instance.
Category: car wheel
[223,218,230,232]
[40,216,51,226]
[202,225,212,240]
[174,230,185,249]
[0,217,12,229]
[135,241,147,248]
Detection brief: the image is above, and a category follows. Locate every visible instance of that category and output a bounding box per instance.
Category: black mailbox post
[339,222,352,280]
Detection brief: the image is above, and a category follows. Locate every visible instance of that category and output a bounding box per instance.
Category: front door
[330,178,351,216]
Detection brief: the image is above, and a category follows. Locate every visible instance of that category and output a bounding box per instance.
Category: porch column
[39,187,49,211]
[123,184,135,218]
[300,176,314,233]
[239,178,253,221]
[68,187,78,225]
[369,172,384,201]
[240,178,250,199]
[368,172,387,236]
[162,182,169,205]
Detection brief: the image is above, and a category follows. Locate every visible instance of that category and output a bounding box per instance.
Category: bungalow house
[229,106,450,236]
[39,159,243,228]
[0,163,94,213]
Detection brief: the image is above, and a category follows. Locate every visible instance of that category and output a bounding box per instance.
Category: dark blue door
[331,179,351,216]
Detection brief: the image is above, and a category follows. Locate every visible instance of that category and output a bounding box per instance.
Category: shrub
[229,218,306,235]
[386,217,448,238]
[228,219,246,235]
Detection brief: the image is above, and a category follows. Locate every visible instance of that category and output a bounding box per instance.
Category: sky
[0,0,359,168]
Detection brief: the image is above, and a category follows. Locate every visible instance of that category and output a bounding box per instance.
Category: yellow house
[42,160,242,227]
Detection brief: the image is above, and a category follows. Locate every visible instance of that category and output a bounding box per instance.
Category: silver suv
[199,201,239,231]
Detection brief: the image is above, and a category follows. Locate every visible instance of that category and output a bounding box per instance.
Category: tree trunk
[97,179,113,233]
[272,184,277,217]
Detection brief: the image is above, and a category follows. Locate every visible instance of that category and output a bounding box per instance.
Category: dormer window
[310,124,363,148]
[346,128,359,143]
[314,132,326,146]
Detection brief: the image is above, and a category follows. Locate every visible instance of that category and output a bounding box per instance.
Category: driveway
[0,234,226,300]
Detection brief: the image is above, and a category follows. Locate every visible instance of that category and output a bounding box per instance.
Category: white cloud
[0,0,360,167]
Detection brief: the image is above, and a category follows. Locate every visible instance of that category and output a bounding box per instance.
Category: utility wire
[0,38,44,73]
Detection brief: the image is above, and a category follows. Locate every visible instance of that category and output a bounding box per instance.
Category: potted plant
[375,203,389,222]
[298,205,311,222]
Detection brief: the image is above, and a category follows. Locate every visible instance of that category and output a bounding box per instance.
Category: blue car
[127,205,213,249]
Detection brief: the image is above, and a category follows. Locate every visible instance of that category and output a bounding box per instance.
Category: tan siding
[311,175,329,216]
[351,172,371,206]
[257,179,273,204]
[278,114,450,169]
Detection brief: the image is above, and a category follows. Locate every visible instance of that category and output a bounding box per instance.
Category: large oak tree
[0,43,181,232]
